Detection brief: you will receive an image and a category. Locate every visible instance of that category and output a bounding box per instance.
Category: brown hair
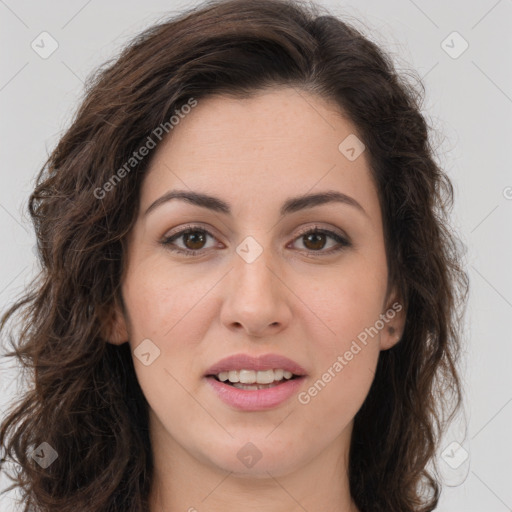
[0,0,469,510]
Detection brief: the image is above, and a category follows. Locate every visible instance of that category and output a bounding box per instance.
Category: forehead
[139,87,380,225]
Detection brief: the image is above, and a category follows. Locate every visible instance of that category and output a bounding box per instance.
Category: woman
[0,0,469,510]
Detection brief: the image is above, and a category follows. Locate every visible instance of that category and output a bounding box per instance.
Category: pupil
[305,233,325,250]
[185,231,205,250]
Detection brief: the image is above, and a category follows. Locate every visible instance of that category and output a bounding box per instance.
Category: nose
[220,244,292,338]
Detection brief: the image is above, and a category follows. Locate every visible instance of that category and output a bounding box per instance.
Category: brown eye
[181,230,207,250]
[161,226,217,256]
[302,232,328,251]
[162,225,351,257]
[291,228,351,255]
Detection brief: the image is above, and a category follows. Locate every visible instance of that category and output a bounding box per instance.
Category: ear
[379,285,406,351]
[101,296,129,345]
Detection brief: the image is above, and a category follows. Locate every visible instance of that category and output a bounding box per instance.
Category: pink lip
[206,375,306,411]
[204,353,307,376]
[204,353,308,411]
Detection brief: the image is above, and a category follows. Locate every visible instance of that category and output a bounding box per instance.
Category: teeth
[239,369,257,384]
[216,369,296,384]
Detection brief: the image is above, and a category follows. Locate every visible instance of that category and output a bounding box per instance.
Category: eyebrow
[144,189,368,218]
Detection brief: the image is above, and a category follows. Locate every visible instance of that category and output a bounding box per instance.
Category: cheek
[123,263,207,429]
[306,262,386,349]
[295,258,385,410]
[122,258,211,342]
[121,259,217,398]
[297,339,379,437]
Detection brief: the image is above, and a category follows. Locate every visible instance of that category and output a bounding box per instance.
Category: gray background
[1,0,511,510]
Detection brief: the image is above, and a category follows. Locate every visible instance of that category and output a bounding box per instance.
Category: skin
[106,87,406,512]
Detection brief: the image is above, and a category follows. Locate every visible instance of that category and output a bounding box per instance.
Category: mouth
[204,353,307,410]
[206,369,303,390]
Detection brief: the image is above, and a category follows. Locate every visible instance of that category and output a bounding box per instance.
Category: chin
[201,437,303,478]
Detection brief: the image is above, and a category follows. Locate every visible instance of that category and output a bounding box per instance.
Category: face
[106,87,405,479]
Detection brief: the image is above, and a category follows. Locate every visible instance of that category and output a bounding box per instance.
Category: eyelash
[161,224,351,257]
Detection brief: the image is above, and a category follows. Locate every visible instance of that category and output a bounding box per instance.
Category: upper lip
[205,353,308,376]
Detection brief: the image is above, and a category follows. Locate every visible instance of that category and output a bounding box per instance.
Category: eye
[288,225,351,256]
[161,224,219,256]
[161,224,351,257]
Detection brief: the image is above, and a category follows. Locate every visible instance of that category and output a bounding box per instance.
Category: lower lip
[205,376,306,411]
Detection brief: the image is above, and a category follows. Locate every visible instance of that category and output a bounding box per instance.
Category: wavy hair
[0,0,469,510]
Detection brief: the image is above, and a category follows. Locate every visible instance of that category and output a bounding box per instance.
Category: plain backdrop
[1,1,511,510]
